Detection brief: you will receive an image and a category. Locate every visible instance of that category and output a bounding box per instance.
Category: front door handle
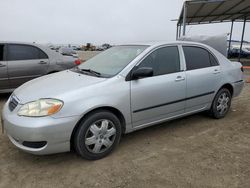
[175,76,185,81]
[0,63,6,67]
[38,61,47,65]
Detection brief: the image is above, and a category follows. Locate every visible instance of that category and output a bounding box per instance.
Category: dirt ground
[77,51,100,61]
[0,71,250,188]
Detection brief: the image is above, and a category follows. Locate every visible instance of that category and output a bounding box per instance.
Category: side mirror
[131,67,153,80]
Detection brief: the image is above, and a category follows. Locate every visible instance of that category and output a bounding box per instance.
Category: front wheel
[210,88,232,119]
[74,110,122,160]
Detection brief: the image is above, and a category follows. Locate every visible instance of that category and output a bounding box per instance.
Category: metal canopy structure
[178,0,250,26]
[176,0,250,61]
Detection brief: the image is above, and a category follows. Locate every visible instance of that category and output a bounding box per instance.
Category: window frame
[182,45,219,71]
[6,43,49,61]
[126,45,183,81]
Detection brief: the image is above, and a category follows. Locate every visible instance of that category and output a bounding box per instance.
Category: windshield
[78,45,148,77]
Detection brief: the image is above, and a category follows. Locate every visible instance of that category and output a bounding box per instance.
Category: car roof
[0,41,40,45]
[0,41,48,49]
[119,40,210,48]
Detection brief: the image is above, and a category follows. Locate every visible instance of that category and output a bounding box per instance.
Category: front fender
[52,77,131,125]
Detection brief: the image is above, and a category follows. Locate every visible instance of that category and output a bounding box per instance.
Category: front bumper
[2,102,80,155]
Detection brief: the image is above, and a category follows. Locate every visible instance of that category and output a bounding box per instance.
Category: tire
[210,88,232,119]
[74,110,122,160]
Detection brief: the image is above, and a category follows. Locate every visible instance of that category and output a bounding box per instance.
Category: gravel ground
[0,71,250,188]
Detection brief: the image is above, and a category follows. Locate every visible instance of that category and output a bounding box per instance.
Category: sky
[0,0,249,45]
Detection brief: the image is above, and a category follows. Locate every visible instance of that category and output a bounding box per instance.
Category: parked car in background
[0,42,80,93]
[58,47,79,58]
[71,46,82,51]
[48,45,60,51]
[2,41,244,160]
[96,43,112,51]
[228,47,250,58]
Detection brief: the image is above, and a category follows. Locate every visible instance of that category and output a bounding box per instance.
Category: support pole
[228,21,234,56]
[182,2,187,36]
[238,18,246,62]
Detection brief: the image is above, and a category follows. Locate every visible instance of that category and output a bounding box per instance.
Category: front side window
[137,46,180,76]
[7,44,48,61]
[78,45,148,77]
[183,46,217,70]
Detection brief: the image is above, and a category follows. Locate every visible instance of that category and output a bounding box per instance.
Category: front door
[130,46,186,127]
[6,44,49,88]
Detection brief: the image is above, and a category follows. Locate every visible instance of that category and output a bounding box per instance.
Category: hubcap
[216,92,230,115]
[85,119,116,154]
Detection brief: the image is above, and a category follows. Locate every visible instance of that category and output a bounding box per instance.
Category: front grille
[9,96,19,111]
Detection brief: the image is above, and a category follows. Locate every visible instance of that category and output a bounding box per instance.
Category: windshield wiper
[74,67,102,77]
[80,68,101,77]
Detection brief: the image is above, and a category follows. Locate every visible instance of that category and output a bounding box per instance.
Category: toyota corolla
[1,41,244,160]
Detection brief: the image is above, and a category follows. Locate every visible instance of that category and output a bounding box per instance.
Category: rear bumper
[232,80,244,97]
[2,102,80,155]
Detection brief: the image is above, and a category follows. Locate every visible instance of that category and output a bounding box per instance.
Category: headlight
[18,99,63,117]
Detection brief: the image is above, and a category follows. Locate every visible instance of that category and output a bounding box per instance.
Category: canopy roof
[178,0,250,25]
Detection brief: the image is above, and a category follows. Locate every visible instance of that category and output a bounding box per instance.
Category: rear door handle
[175,76,185,81]
[213,69,221,74]
[0,63,6,67]
[38,61,48,65]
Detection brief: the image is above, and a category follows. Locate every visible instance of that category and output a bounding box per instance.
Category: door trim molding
[133,91,215,113]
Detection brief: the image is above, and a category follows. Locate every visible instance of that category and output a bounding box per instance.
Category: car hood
[14,70,107,104]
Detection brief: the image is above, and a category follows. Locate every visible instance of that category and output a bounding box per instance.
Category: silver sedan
[0,42,80,93]
[2,41,244,160]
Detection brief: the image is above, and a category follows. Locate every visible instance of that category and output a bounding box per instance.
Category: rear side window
[0,45,4,61]
[7,44,48,61]
[39,49,48,59]
[138,46,180,76]
[183,46,217,70]
[209,53,219,66]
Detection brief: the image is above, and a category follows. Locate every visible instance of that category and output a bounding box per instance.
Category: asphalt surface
[0,71,250,188]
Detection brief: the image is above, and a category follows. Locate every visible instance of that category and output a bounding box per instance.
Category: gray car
[2,41,244,160]
[0,42,80,93]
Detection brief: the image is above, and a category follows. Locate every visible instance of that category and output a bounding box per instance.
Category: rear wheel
[74,110,122,160]
[210,88,232,119]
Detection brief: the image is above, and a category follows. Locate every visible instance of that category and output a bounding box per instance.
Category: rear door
[6,44,49,88]
[0,44,9,90]
[130,46,186,127]
[182,46,221,112]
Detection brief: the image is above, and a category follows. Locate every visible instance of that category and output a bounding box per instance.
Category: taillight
[74,59,81,65]
[241,66,244,72]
